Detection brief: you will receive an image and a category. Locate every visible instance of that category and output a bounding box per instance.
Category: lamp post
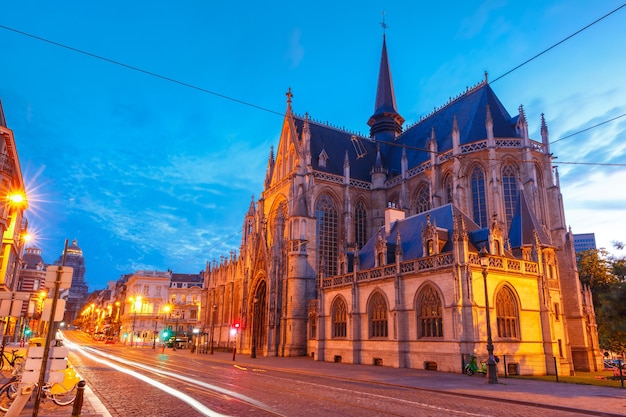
[251,295,259,358]
[173,311,179,351]
[479,246,498,384]
[153,316,158,349]
[163,304,171,349]
[210,304,216,354]
[129,296,142,347]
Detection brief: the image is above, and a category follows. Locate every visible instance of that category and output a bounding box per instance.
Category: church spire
[367,28,404,142]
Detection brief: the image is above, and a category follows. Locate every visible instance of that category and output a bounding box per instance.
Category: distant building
[0,100,30,342]
[18,247,47,338]
[573,233,597,253]
[203,34,603,375]
[81,270,203,348]
[54,239,89,325]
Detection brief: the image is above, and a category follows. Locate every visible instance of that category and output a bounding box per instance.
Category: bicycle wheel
[0,381,19,412]
[12,357,25,375]
[52,383,77,406]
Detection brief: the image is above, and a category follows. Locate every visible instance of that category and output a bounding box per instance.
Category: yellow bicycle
[0,363,80,411]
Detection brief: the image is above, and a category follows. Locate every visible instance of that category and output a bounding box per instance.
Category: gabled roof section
[384,83,518,173]
[508,191,552,248]
[358,204,480,269]
[293,117,377,182]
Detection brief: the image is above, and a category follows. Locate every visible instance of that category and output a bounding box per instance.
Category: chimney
[384,203,405,235]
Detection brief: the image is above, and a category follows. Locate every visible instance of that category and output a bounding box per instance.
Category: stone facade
[202,36,602,375]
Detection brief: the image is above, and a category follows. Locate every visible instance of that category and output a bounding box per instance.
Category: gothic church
[203,35,602,375]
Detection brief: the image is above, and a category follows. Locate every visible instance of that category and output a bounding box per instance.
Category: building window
[418,285,443,338]
[354,201,368,250]
[310,315,317,339]
[316,194,338,277]
[471,166,487,227]
[415,185,431,214]
[443,174,453,204]
[369,292,388,338]
[554,303,560,321]
[332,298,347,338]
[502,164,518,229]
[496,286,519,339]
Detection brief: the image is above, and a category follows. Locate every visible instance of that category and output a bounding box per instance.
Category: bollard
[71,380,86,417]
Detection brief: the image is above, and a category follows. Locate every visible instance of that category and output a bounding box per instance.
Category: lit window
[332,298,347,338]
[496,286,520,339]
[418,285,443,338]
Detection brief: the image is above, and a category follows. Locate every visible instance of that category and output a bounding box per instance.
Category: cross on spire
[380,11,388,36]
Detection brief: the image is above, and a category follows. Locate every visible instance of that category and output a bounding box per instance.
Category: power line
[1,6,624,155]
[490,3,626,84]
[0,24,284,118]
[550,113,626,144]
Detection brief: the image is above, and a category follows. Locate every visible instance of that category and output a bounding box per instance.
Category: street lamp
[173,311,179,351]
[210,304,217,354]
[251,295,259,358]
[163,304,171,349]
[153,315,159,349]
[129,296,142,347]
[479,246,498,384]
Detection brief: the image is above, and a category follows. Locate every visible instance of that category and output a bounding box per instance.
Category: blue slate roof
[293,83,519,182]
[508,191,552,248]
[358,204,481,269]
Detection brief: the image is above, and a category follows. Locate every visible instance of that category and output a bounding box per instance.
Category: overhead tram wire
[0,24,284,118]
[490,3,626,84]
[2,5,625,134]
[1,6,624,167]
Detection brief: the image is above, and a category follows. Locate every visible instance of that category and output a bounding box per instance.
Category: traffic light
[230,321,240,336]
[24,328,32,336]
[162,329,170,339]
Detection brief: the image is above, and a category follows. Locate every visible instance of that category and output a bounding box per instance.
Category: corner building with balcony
[204,35,602,375]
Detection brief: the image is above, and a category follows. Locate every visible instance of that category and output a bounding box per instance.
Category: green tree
[577,248,616,297]
[576,246,625,353]
[597,282,626,355]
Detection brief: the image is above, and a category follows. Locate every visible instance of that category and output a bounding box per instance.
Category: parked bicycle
[0,362,80,411]
[0,346,25,377]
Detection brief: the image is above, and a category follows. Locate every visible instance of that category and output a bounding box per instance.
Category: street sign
[22,347,68,384]
[45,266,73,289]
[41,299,66,322]
[0,299,24,316]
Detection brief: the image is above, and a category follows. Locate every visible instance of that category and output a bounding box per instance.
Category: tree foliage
[577,243,626,354]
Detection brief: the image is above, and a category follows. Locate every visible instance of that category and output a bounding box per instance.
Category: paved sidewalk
[13,349,626,416]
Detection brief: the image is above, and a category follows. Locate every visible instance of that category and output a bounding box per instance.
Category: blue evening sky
[1,1,625,290]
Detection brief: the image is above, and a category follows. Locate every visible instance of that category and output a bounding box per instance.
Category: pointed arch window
[316,194,338,277]
[354,201,367,250]
[443,174,453,204]
[332,298,347,338]
[418,285,443,338]
[502,165,518,229]
[415,185,431,214]
[471,166,487,227]
[496,286,520,339]
[369,292,388,338]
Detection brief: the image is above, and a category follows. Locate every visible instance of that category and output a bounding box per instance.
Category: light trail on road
[62,338,238,417]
